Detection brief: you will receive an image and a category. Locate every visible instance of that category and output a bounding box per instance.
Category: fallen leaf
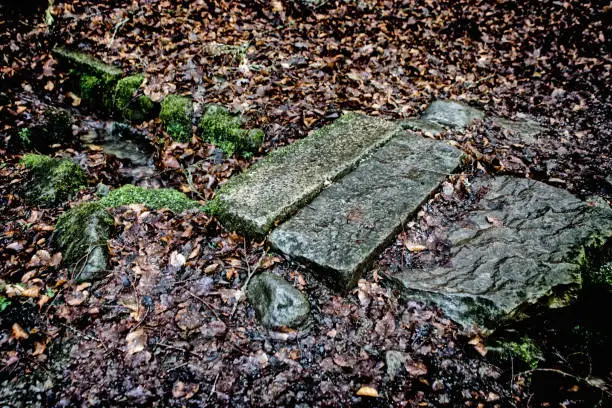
[126,329,147,355]
[12,323,29,340]
[356,386,379,397]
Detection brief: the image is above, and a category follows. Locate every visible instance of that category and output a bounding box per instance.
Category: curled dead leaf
[356,386,379,397]
[126,329,147,355]
[12,323,29,340]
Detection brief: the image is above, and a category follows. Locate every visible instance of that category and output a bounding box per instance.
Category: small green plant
[167,122,191,142]
[18,128,32,147]
[46,287,56,298]
[0,296,10,313]
[160,95,193,142]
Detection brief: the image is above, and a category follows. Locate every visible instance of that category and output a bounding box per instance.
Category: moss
[52,47,122,79]
[18,128,32,147]
[54,202,114,265]
[79,74,117,110]
[99,184,203,213]
[113,75,154,122]
[198,104,264,155]
[498,337,544,369]
[160,95,193,142]
[20,154,87,207]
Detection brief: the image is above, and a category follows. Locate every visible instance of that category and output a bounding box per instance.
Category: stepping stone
[421,100,484,130]
[390,176,612,332]
[269,133,463,290]
[489,115,545,145]
[213,114,402,237]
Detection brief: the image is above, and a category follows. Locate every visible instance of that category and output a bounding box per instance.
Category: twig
[208,373,220,401]
[108,17,129,49]
[515,368,612,397]
[155,342,204,360]
[230,250,267,319]
[187,291,220,321]
[60,323,109,352]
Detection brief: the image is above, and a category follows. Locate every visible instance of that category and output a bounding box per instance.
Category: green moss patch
[99,184,203,213]
[489,336,544,370]
[198,104,264,155]
[20,154,87,207]
[160,95,193,142]
[53,47,122,79]
[113,75,154,122]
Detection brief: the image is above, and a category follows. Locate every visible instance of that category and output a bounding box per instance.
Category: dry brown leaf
[356,386,379,397]
[126,329,147,355]
[11,323,29,340]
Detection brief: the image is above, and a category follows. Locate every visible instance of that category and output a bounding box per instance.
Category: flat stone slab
[213,114,402,237]
[391,176,612,332]
[489,115,545,144]
[421,100,484,130]
[269,133,463,290]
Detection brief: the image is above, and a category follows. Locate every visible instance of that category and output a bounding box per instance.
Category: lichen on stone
[160,95,193,142]
[99,184,203,213]
[20,154,87,207]
[198,104,264,155]
[53,202,114,282]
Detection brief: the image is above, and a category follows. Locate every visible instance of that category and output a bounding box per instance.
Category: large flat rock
[391,176,612,332]
[269,133,463,290]
[421,100,484,130]
[213,114,402,237]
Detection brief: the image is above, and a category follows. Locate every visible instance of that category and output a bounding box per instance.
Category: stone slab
[489,115,545,145]
[421,100,484,130]
[213,114,402,237]
[269,132,463,290]
[53,47,123,79]
[391,176,612,332]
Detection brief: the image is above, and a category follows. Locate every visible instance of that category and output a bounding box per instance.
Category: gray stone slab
[391,176,612,332]
[269,133,463,291]
[489,115,545,144]
[421,100,484,130]
[213,114,402,237]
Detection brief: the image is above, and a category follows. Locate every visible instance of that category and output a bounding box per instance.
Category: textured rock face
[247,272,311,328]
[53,202,115,282]
[489,116,545,144]
[20,154,87,207]
[269,132,463,290]
[421,100,484,130]
[213,114,402,237]
[392,176,612,332]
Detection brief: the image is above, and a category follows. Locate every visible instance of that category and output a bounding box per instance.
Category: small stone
[385,350,409,381]
[247,272,310,329]
[421,100,484,130]
[489,115,545,145]
[53,202,115,282]
[200,320,227,338]
[20,154,87,207]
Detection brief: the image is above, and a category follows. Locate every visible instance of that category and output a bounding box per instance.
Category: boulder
[20,154,87,207]
[391,176,612,332]
[53,202,115,282]
[247,272,310,329]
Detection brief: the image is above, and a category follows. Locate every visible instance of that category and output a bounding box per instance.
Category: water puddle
[79,121,160,186]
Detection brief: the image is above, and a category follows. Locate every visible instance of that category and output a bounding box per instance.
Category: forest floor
[1,1,611,407]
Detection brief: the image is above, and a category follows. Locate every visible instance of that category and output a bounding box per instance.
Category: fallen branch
[515,368,612,397]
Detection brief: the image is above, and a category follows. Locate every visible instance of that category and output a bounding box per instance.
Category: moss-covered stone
[20,154,87,207]
[53,202,115,282]
[160,95,193,142]
[198,104,264,155]
[53,47,122,79]
[113,75,154,122]
[99,184,202,213]
[79,74,116,110]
